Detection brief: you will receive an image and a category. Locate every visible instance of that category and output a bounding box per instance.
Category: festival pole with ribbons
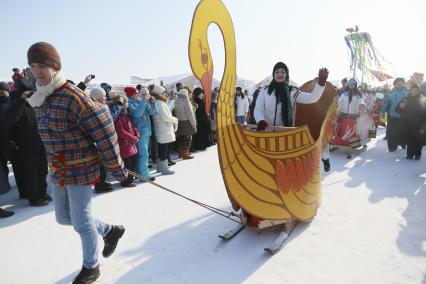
[344,26,392,83]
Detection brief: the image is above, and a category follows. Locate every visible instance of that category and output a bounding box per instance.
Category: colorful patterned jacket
[34,83,127,186]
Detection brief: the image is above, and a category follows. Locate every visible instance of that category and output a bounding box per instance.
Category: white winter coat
[235,95,249,116]
[152,100,178,144]
[254,83,326,126]
[337,92,366,115]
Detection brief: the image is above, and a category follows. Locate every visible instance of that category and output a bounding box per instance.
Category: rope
[127,170,243,224]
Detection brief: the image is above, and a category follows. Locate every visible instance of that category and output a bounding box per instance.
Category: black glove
[257,120,268,131]
[318,68,329,87]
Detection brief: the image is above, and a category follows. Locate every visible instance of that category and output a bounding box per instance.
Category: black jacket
[4,91,46,154]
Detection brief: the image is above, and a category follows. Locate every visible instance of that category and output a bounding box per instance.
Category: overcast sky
[1,0,425,85]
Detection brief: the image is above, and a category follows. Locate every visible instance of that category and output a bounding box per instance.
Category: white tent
[141,73,221,91]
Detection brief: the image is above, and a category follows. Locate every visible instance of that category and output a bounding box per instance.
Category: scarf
[151,92,167,103]
[268,62,292,126]
[28,71,66,107]
[268,81,291,126]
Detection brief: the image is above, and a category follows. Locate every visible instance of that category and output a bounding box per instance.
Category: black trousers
[149,116,158,162]
[387,116,401,151]
[0,152,10,190]
[8,147,29,198]
[406,131,422,158]
[122,155,137,184]
[167,142,174,162]
[95,165,110,190]
[13,151,47,202]
[157,142,173,161]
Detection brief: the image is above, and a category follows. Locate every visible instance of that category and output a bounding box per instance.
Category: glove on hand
[318,68,329,87]
[257,120,268,131]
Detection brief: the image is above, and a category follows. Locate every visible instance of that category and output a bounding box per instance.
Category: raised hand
[318,68,329,86]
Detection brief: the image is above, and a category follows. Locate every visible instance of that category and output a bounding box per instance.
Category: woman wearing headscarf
[254,62,330,171]
[192,87,211,151]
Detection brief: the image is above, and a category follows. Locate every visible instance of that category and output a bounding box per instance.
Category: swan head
[189,37,213,114]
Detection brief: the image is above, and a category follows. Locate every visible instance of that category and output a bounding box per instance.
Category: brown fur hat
[27,42,61,71]
[148,84,167,102]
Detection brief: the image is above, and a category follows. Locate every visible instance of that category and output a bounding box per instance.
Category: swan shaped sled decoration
[188,0,337,251]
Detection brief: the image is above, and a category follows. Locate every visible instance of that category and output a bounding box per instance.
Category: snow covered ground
[0,128,425,284]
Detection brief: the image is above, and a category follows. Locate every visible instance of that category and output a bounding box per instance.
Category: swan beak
[200,68,214,114]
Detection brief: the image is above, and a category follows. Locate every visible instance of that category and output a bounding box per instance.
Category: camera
[90,74,95,79]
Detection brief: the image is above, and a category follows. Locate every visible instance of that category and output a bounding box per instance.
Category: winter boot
[102,225,125,258]
[322,159,330,172]
[0,208,14,218]
[120,181,137,187]
[43,193,53,201]
[95,182,113,194]
[72,265,100,284]
[121,176,137,187]
[29,198,49,207]
[181,149,194,159]
[157,160,175,175]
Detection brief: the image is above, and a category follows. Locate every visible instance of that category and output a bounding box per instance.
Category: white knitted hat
[140,87,149,96]
[177,89,188,97]
[90,87,106,100]
[151,85,165,95]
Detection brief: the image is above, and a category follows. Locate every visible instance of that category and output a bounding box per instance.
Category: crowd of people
[0,66,219,212]
[0,42,425,283]
[335,76,426,159]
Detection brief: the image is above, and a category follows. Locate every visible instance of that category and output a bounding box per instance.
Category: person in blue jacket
[381,78,409,151]
[127,86,157,181]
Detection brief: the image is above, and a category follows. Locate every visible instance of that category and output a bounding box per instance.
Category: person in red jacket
[114,91,140,187]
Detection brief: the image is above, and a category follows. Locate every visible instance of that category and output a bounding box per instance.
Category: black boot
[29,198,49,207]
[322,159,331,172]
[0,208,14,218]
[95,182,113,194]
[120,180,137,188]
[102,225,125,258]
[43,193,53,201]
[72,265,100,284]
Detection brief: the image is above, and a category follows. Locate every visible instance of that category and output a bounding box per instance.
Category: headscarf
[267,62,291,126]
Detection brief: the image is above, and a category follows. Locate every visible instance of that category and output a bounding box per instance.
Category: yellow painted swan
[189,0,337,223]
